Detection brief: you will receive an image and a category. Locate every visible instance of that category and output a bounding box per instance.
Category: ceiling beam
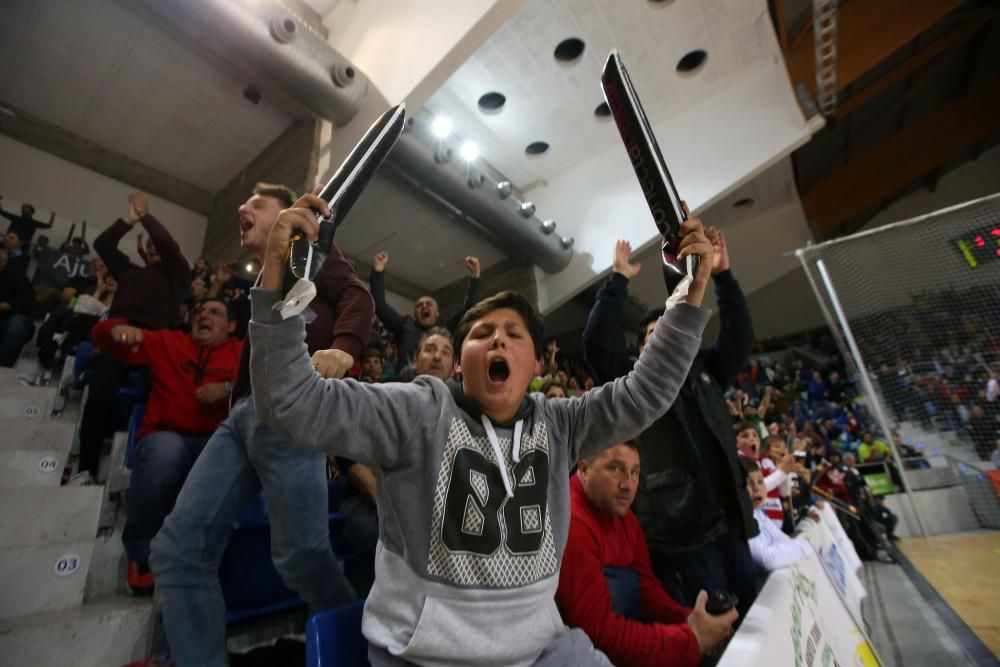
[786,0,964,98]
[835,10,993,119]
[803,72,1000,235]
[0,100,213,215]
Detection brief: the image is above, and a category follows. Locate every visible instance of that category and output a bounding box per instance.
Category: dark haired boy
[247,193,715,666]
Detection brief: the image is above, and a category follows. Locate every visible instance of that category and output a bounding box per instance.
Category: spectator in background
[359,347,384,383]
[757,435,794,533]
[583,228,759,620]
[369,251,480,363]
[0,195,55,244]
[206,261,252,337]
[544,380,567,399]
[151,183,369,665]
[807,370,827,406]
[75,192,190,481]
[969,404,998,461]
[742,458,813,574]
[31,235,92,312]
[91,298,241,594]
[410,327,455,381]
[0,248,36,367]
[35,265,117,370]
[858,431,891,463]
[557,442,736,667]
[191,256,212,283]
[3,232,29,275]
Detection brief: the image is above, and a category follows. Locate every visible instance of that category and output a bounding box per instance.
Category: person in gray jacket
[249,191,722,667]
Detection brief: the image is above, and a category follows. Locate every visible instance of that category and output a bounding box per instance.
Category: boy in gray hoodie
[248,192,724,666]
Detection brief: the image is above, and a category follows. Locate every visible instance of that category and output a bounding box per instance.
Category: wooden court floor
[897,531,1000,658]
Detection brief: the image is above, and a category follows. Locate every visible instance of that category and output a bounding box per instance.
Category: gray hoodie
[249,288,710,667]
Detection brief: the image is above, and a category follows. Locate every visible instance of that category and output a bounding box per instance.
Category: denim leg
[0,314,35,367]
[150,399,261,667]
[122,432,208,563]
[245,398,356,612]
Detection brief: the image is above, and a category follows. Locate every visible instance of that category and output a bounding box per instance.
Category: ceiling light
[245,262,254,272]
[459,141,479,161]
[431,116,453,139]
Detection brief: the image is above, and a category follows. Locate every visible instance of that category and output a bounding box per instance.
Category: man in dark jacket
[369,251,480,363]
[583,230,758,618]
[0,195,55,244]
[74,192,191,480]
[151,183,371,665]
[0,248,36,367]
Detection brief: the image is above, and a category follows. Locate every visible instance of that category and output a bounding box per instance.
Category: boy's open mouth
[488,358,510,384]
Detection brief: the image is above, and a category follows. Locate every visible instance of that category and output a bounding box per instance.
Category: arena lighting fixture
[431,116,453,139]
[459,141,479,162]
[245,262,254,272]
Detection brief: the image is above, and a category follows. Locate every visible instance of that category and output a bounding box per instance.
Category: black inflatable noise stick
[288,103,406,283]
[600,50,697,286]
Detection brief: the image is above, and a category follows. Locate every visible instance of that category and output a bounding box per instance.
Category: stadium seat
[306,599,368,667]
[123,404,146,469]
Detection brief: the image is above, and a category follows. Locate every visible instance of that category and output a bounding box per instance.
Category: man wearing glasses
[90,297,243,594]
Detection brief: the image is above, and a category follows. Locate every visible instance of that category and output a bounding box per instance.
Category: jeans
[150,395,355,666]
[0,314,35,367]
[653,528,758,620]
[122,432,208,564]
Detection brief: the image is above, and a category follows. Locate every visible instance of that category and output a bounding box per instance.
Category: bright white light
[245,262,254,272]
[459,141,479,161]
[431,116,453,139]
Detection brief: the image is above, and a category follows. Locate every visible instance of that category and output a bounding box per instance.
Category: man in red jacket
[556,443,737,666]
[92,297,242,593]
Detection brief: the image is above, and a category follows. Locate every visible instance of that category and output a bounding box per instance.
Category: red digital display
[954,225,1000,267]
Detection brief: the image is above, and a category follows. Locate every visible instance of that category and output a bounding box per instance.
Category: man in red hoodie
[92,297,242,593]
[556,443,737,666]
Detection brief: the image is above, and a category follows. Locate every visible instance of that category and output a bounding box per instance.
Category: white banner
[718,546,881,667]
[797,508,867,626]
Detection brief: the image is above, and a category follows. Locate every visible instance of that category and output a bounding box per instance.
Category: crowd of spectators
[5,184,999,667]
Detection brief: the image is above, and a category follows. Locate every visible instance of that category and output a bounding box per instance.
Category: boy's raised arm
[248,190,430,469]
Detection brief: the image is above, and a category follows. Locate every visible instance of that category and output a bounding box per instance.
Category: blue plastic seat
[306,599,368,667]
[123,404,146,469]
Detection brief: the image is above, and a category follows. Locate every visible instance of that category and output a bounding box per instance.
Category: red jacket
[556,476,700,667]
[92,318,243,440]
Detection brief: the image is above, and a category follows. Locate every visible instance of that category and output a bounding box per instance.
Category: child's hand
[778,453,795,473]
[687,590,738,656]
[262,188,330,290]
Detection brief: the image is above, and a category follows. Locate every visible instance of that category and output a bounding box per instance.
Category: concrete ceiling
[0,0,294,193]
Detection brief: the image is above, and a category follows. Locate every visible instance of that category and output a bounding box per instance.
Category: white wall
[531,61,813,314]
[0,136,207,265]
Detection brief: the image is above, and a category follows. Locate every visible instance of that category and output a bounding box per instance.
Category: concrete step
[0,418,76,453]
[0,486,104,548]
[0,596,152,667]
[0,383,57,422]
[0,448,72,488]
[0,541,96,619]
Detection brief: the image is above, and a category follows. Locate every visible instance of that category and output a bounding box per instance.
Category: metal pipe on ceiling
[131,0,368,126]
[385,114,573,274]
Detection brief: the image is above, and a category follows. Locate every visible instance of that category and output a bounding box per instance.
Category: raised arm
[313,241,375,373]
[94,194,145,278]
[132,193,190,291]
[583,240,641,383]
[700,228,752,387]
[368,251,407,334]
[555,223,715,462]
[249,192,432,468]
[749,519,813,572]
[446,256,482,330]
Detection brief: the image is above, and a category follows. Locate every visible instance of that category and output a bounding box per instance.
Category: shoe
[127,561,155,596]
[66,470,93,486]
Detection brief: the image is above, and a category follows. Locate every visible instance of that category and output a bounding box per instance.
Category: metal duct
[132,0,368,126]
[385,114,573,273]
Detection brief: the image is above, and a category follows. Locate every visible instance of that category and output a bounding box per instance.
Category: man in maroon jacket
[556,443,737,666]
[75,193,191,481]
[150,183,373,665]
